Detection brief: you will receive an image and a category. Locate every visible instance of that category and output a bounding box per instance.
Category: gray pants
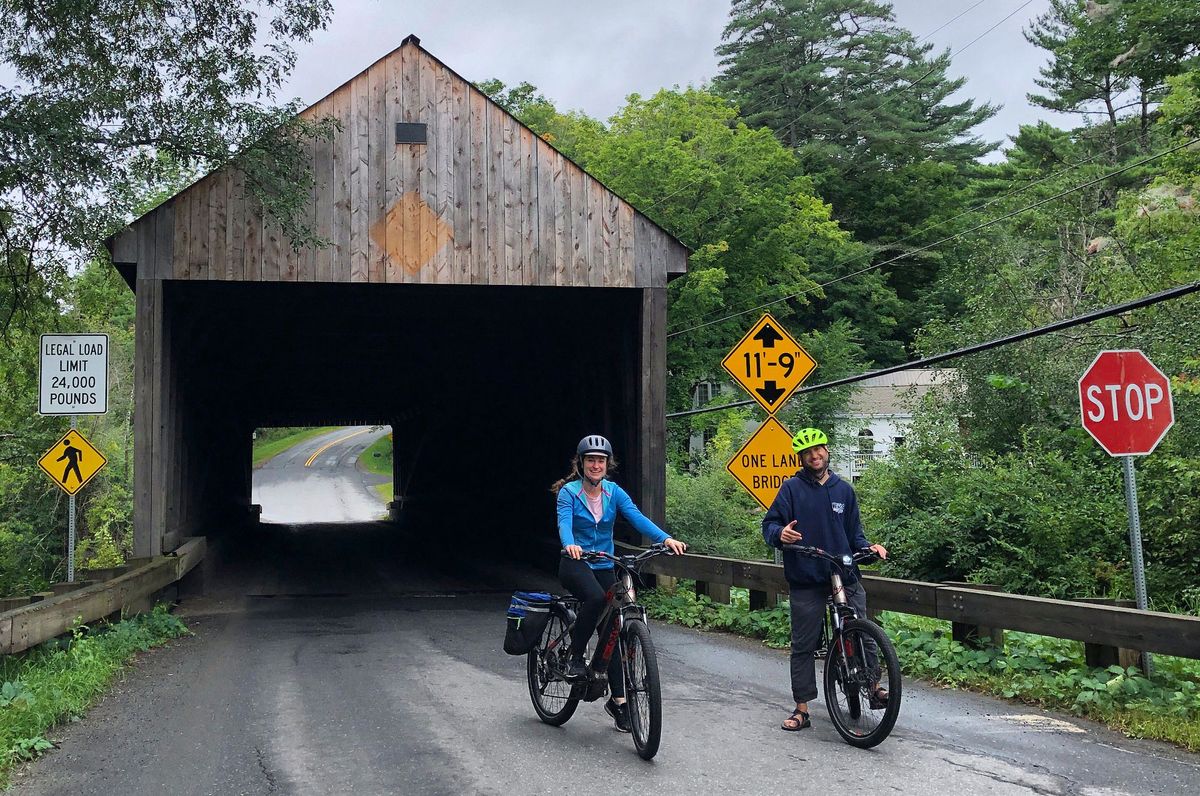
[788,581,868,704]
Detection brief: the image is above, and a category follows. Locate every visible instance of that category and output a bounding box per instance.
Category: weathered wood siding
[116,39,687,288]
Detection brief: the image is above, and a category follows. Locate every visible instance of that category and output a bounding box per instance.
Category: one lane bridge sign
[726,416,799,510]
[39,333,109,416]
[37,428,108,496]
[721,314,816,414]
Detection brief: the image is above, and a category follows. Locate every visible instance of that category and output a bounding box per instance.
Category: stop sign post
[1078,350,1175,676]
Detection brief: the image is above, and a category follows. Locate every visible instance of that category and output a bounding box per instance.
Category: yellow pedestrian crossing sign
[37,429,107,496]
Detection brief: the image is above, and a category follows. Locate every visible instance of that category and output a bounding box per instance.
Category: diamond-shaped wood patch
[369,191,454,275]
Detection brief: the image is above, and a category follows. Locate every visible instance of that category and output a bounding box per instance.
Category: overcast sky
[283,0,1059,161]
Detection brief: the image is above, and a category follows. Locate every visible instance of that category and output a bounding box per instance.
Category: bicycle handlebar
[561,543,679,571]
[781,544,882,571]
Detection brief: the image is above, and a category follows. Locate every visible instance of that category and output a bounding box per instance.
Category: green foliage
[359,431,393,478]
[885,612,1200,749]
[714,0,997,351]
[1025,0,1200,136]
[0,606,189,781]
[0,0,335,329]
[642,584,791,648]
[0,259,137,594]
[856,436,1133,599]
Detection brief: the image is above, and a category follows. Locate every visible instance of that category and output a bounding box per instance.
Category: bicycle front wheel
[527,612,579,726]
[822,618,901,748]
[621,619,662,760]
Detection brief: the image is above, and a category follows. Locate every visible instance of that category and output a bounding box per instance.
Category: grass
[251,426,337,468]
[359,432,392,477]
[0,606,189,783]
[642,583,1200,752]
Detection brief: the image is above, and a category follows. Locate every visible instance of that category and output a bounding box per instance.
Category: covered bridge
[108,35,688,558]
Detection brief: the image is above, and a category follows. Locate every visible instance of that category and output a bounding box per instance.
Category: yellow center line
[304,428,372,468]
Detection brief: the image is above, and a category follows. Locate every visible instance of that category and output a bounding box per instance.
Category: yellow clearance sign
[726,416,800,510]
[721,313,817,414]
[37,429,107,496]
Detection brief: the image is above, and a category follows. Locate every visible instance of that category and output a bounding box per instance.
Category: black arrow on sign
[753,324,784,348]
[756,381,785,405]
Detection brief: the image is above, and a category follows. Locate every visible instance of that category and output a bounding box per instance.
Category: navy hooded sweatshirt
[762,469,870,590]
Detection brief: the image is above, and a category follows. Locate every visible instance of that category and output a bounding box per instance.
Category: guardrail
[0,537,205,656]
[634,547,1200,661]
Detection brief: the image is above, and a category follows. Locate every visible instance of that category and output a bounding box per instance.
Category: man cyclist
[553,434,687,732]
[762,427,888,731]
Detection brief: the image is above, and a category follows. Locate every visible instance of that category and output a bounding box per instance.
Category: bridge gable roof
[109,35,688,289]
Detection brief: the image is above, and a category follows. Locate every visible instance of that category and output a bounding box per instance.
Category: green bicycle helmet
[791,427,829,453]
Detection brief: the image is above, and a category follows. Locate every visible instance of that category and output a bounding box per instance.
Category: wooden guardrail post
[695,580,731,604]
[1076,597,1142,668]
[943,582,1006,649]
[748,589,770,610]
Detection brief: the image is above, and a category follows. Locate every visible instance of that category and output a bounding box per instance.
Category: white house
[830,369,958,481]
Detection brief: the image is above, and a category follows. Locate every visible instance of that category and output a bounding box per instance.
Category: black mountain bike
[782,544,902,748]
[526,544,676,760]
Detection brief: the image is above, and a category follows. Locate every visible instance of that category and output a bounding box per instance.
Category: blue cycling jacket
[557,479,670,570]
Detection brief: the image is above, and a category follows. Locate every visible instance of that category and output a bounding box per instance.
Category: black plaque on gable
[396,122,427,145]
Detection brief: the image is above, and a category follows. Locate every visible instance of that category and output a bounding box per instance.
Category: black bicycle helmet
[577,434,613,459]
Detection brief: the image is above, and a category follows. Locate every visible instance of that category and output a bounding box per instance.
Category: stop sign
[1079,350,1175,456]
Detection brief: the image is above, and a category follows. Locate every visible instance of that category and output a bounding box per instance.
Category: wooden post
[638,285,667,529]
[944,582,1006,649]
[748,590,770,610]
[695,581,731,604]
[1077,597,1141,668]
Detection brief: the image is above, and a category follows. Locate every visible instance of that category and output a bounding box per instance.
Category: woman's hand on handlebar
[564,544,583,560]
[869,542,889,560]
[663,537,687,555]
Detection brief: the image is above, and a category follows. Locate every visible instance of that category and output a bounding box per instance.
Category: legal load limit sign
[726,416,800,510]
[39,334,108,415]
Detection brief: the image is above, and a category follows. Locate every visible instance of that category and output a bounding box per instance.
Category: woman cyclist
[553,434,687,732]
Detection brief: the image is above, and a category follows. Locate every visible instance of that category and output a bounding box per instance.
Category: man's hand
[779,520,803,545]
[664,537,687,555]
[565,545,583,560]
[869,543,888,560]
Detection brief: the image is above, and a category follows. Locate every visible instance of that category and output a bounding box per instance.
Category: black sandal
[781,709,811,731]
[869,687,889,710]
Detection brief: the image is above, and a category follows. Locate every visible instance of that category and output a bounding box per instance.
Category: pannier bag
[504,591,554,655]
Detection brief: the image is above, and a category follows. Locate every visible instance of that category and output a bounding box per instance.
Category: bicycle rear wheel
[621,619,662,760]
[822,618,901,748]
[527,612,579,725]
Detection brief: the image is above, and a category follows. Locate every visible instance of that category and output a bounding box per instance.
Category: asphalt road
[252,426,392,523]
[9,430,1199,795]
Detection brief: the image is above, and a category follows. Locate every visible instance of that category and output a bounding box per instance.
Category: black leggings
[559,556,624,698]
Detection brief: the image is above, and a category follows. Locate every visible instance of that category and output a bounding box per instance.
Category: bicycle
[782,544,902,748]
[526,543,676,760]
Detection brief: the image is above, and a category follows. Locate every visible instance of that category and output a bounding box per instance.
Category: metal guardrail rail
[0,537,205,656]
[635,547,1200,660]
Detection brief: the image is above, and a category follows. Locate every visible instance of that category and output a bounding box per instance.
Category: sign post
[1079,349,1175,677]
[39,334,110,582]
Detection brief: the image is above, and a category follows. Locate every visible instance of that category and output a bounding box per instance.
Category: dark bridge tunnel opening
[150,280,650,582]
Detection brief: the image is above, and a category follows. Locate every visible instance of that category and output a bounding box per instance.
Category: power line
[665,136,1199,339]
[666,277,1200,420]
